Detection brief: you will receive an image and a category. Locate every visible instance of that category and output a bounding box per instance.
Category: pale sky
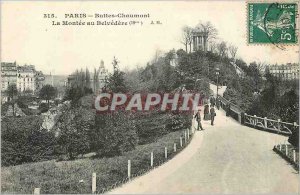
[1,1,299,75]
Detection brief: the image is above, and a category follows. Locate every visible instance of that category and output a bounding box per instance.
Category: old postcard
[1,0,299,194]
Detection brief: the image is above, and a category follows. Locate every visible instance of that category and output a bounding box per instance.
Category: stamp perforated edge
[246,0,299,46]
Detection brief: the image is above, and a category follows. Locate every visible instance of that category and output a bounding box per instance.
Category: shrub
[94,112,138,157]
[288,129,299,148]
[55,107,95,159]
[39,103,49,113]
[1,116,56,166]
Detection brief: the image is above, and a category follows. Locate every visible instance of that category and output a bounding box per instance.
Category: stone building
[1,62,45,102]
[67,60,108,93]
[1,62,18,92]
[192,31,208,52]
[266,63,299,80]
[17,65,36,93]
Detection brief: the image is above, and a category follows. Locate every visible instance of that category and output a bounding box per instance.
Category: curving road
[109,108,298,194]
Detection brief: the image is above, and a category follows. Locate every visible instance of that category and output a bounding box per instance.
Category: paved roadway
[209,83,227,97]
[109,107,299,194]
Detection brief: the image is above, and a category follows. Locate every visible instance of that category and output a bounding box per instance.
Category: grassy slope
[2,130,192,194]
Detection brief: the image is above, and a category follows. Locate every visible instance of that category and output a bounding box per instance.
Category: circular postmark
[263,3,297,49]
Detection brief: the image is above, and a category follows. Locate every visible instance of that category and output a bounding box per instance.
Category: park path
[109,107,298,194]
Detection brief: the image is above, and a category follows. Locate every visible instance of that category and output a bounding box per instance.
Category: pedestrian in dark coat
[216,96,220,110]
[210,96,216,107]
[203,104,210,120]
[194,110,204,130]
[210,106,216,126]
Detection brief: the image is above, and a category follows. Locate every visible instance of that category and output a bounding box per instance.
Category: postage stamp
[248,2,298,44]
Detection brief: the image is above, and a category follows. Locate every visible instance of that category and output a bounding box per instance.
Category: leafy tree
[194,78,211,97]
[278,89,299,123]
[107,57,128,93]
[6,84,18,116]
[247,62,264,92]
[56,107,94,159]
[94,112,138,157]
[23,89,33,96]
[39,85,57,106]
[64,86,93,106]
[288,128,299,148]
[235,58,249,73]
[39,103,49,113]
[6,83,18,100]
[1,116,56,166]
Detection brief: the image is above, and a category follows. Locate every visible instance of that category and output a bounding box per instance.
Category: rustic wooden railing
[244,114,298,135]
[217,96,299,135]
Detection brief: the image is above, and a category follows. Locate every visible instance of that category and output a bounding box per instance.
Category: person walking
[216,96,220,110]
[210,96,216,107]
[203,104,210,120]
[210,105,216,126]
[194,110,204,130]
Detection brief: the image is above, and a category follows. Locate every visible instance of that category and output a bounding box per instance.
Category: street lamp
[216,68,220,98]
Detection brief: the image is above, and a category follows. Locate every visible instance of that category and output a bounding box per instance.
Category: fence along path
[32,84,298,194]
[106,84,298,194]
[108,105,298,194]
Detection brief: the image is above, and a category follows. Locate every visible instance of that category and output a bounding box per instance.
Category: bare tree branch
[180,26,193,53]
[216,41,228,58]
[228,45,238,59]
[209,41,217,53]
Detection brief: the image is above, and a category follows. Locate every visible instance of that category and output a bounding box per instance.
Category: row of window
[273,73,299,78]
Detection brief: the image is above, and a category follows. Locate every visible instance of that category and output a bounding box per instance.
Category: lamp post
[216,68,220,98]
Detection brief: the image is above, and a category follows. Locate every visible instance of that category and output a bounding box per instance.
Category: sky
[1,1,299,75]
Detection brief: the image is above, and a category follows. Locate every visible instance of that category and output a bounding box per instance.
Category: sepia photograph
[0,1,299,194]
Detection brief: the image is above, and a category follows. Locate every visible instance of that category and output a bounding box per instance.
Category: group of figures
[194,95,221,130]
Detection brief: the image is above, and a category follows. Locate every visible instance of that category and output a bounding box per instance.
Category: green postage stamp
[248,2,298,44]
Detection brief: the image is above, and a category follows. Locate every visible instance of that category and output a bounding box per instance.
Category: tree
[85,67,91,88]
[39,103,49,113]
[93,67,100,93]
[6,84,18,116]
[94,112,138,157]
[228,45,238,60]
[6,83,18,101]
[39,85,57,106]
[23,89,33,96]
[1,116,55,166]
[216,41,228,58]
[209,41,217,53]
[180,26,193,53]
[56,107,93,159]
[248,62,264,91]
[107,57,128,93]
[196,21,218,53]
